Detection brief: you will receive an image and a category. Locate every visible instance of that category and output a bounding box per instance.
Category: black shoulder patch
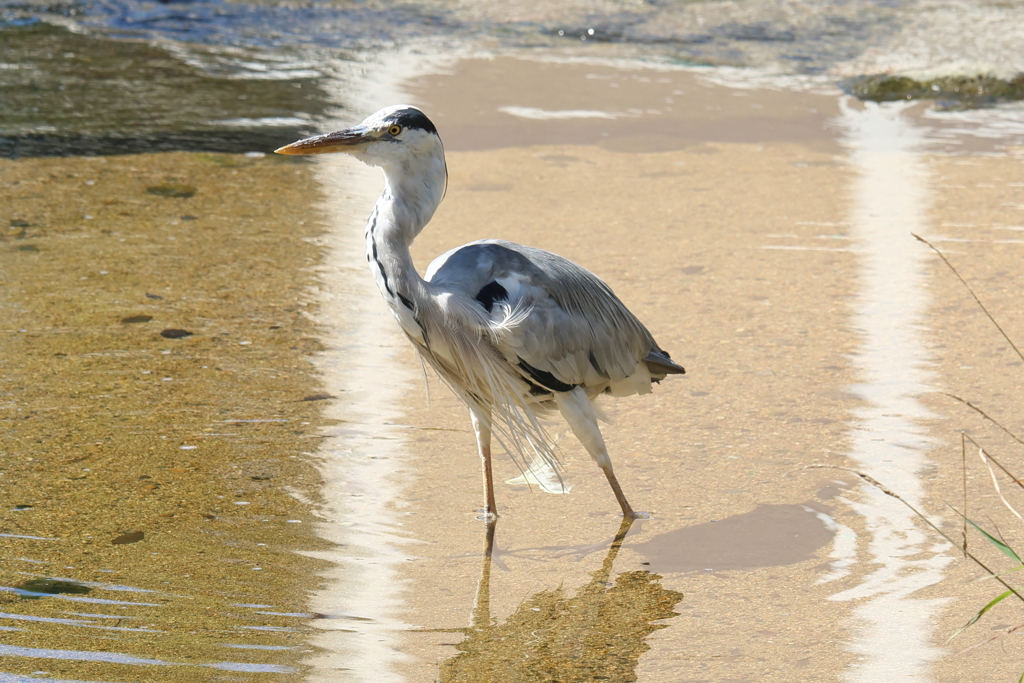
[389,108,438,135]
[475,281,508,313]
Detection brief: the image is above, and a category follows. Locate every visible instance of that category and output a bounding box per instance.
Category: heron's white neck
[377,147,447,245]
[364,146,446,316]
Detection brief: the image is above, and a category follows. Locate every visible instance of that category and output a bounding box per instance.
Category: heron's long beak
[274,126,374,155]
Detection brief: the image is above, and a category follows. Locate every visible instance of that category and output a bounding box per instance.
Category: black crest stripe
[389,108,438,135]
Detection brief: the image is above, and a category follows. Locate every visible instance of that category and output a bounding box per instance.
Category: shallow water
[297,149,419,683]
[4,2,1024,681]
[297,55,1024,682]
[0,22,326,156]
[0,152,334,681]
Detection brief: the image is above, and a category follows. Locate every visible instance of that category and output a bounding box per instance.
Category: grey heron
[276,105,685,519]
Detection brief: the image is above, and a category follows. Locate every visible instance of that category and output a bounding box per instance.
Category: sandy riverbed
[2,54,1024,683]
[0,151,333,680]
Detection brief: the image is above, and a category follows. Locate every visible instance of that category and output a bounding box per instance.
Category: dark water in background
[2,0,1024,156]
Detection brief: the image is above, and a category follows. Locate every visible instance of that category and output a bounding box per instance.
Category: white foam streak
[831,99,953,682]
[810,507,858,584]
[498,105,621,120]
[923,102,1024,144]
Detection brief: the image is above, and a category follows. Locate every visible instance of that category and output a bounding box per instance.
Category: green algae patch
[843,73,1024,109]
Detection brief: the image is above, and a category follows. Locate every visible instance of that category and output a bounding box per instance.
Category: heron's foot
[475,508,498,522]
[617,499,643,519]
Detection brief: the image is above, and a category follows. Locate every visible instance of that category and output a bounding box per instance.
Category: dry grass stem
[913,233,1024,363]
[975,445,1024,522]
[964,432,969,556]
[962,433,1024,492]
[957,622,1024,656]
[947,393,1024,448]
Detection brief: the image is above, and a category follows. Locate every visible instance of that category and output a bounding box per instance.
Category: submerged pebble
[121,315,153,323]
[147,184,197,198]
[17,578,91,598]
[160,328,193,338]
[112,531,145,545]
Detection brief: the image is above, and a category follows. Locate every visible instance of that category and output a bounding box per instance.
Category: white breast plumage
[386,296,425,344]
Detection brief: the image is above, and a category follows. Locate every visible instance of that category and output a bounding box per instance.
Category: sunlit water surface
[829,100,954,682]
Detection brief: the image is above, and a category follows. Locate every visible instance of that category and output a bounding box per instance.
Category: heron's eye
[388,125,402,136]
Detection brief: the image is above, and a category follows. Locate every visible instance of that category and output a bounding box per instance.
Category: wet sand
[0,152,332,680]
[380,58,864,681]
[395,144,860,680]
[919,153,1024,682]
[3,54,1024,683]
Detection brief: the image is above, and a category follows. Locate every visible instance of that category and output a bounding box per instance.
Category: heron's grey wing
[426,240,677,395]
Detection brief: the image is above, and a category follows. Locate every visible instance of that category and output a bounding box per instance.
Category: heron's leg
[554,387,638,519]
[470,409,497,519]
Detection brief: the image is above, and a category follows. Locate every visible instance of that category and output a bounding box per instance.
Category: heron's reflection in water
[438,520,684,682]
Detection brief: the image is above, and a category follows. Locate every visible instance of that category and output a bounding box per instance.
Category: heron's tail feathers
[643,347,685,379]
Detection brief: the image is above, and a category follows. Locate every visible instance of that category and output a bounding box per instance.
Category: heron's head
[274,105,443,169]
